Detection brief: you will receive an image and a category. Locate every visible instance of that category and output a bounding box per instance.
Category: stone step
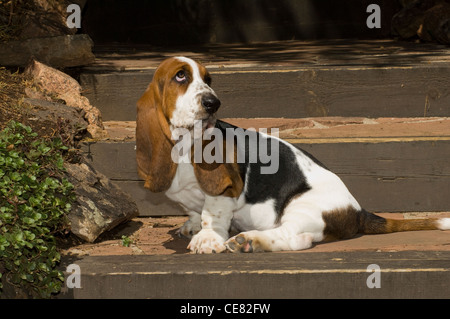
[79,40,450,121]
[81,117,450,216]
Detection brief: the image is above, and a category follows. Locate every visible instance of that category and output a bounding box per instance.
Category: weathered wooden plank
[114,181,185,216]
[61,252,450,299]
[81,141,139,180]
[213,67,450,118]
[82,140,450,214]
[81,72,152,122]
[123,175,450,214]
[83,140,450,179]
[87,40,450,72]
[81,65,450,121]
[297,140,450,212]
[296,141,450,178]
[339,175,450,212]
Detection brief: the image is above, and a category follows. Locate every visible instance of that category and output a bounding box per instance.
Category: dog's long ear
[192,134,243,198]
[136,82,177,192]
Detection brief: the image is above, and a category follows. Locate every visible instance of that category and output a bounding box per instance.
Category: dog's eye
[175,70,186,83]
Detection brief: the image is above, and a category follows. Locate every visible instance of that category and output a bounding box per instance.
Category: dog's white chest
[165,163,205,212]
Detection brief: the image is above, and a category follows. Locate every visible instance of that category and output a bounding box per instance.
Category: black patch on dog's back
[216,120,311,223]
[244,136,311,223]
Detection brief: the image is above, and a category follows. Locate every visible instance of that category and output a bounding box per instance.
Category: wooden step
[80,40,450,121]
[81,117,450,216]
[59,251,450,299]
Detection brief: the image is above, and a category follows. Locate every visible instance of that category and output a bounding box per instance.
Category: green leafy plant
[121,235,132,247]
[0,121,75,298]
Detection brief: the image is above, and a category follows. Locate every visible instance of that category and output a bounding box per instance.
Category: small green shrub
[0,121,75,298]
[121,235,132,247]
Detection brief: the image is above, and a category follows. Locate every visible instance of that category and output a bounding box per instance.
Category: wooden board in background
[81,139,450,215]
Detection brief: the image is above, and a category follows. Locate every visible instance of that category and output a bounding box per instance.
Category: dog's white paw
[187,229,226,254]
[177,217,202,239]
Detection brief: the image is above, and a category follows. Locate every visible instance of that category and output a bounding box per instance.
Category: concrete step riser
[80,66,450,121]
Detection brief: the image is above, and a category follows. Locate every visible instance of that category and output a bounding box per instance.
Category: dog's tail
[358,210,450,234]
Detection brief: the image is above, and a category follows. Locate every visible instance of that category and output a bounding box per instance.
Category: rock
[24,60,107,139]
[418,3,450,44]
[5,0,88,41]
[0,0,93,67]
[398,0,420,7]
[0,34,95,68]
[65,158,139,243]
[2,0,87,40]
[17,0,77,40]
[392,0,450,43]
[391,0,443,39]
[22,97,88,142]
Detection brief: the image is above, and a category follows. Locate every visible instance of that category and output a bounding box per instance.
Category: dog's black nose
[202,94,221,114]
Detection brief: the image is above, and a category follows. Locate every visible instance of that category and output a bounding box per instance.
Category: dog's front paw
[176,217,201,239]
[187,229,226,254]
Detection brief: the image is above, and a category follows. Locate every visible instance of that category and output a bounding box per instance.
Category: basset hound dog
[136,56,450,254]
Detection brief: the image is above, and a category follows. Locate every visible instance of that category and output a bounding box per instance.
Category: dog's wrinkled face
[154,57,220,131]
